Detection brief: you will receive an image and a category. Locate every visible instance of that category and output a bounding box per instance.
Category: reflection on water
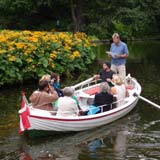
[17,111,160,160]
[0,41,160,160]
[19,113,139,160]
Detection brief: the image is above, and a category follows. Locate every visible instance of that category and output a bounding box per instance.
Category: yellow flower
[51,63,55,68]
[74,32,87,39]
[70,51,81,59]
[8,46,15,51]
[0,36,8,43]
[58,32,67,39]
[0,50,6,54]
[26,58,33,63]
[8,55,16,61]
[64,45,71,51]
[23,30,32,35]
[32,65,35,68]
[50,52,57,59]
[73,51,80,57]
[28,36,38,43]
[50,35,58,42]
[15,42,25,49]
[49,62,55,68]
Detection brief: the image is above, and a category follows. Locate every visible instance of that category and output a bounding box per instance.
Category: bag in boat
[87,105,100,115]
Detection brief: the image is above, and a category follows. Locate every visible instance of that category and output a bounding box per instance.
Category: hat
[104,61,111,68]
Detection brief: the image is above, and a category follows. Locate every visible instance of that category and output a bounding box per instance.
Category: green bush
[0,30,96,86]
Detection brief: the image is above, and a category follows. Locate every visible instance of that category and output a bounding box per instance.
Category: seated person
[51,73,63,97]
[94,82,114,112]
[93,61,115,87]
[56,87,79,117]
[29,80,58,111]
[110,74,129,107]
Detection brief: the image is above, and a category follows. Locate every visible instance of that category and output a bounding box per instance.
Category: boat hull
[28,99,138,131]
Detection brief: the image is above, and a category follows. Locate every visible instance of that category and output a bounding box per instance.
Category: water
[0,41,160,160]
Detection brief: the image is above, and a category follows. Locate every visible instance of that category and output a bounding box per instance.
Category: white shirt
[56,96,79,117]
[114,84,126,107]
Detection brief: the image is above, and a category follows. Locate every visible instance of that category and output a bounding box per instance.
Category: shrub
[0,30,96,86]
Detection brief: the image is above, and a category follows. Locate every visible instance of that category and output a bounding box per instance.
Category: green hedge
[0,30,96,86]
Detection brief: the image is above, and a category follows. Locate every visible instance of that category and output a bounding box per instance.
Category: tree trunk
[70,0,83,34]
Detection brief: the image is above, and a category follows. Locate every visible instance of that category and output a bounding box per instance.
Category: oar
[134,93,160,109]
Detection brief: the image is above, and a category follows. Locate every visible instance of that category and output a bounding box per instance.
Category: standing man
[107,33,129,82]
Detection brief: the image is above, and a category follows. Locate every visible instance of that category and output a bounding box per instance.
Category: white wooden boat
[19,75,141,133]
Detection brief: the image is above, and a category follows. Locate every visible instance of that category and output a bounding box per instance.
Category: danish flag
[19,92,30,134]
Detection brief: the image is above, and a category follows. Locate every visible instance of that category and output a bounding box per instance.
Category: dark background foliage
[0,0,160,39]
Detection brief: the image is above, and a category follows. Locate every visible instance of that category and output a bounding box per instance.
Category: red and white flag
[19,92,30,134]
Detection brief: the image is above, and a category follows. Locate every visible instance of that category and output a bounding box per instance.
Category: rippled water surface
[0,41,160,160]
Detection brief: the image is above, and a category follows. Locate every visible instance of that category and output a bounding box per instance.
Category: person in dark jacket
[93,61,115,87]
[94,82,114,112]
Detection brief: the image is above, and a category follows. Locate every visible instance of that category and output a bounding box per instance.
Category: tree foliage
[0,0,160,38]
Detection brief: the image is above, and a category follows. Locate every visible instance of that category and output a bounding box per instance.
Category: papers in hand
[106,51,116,58]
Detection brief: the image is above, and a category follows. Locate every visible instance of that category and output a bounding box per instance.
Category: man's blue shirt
[110,41,129,66]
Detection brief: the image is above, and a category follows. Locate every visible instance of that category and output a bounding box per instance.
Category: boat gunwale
[29,98,138,122]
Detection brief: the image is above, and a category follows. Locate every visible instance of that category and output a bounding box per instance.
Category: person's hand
[57,76,60,83]
[114,54,121,58]
[78,110,84,116]
[106,51,112,58]
[48,83,56,93]
[48,83,53,89]
[106,51,111,54]
[106,78,112,82]
[93,75,100,80]
[50,78,55,84]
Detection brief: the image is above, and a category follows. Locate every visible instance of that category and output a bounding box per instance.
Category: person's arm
[57,75,60,83]
[125,89,129,97]
[72,100,79,116]
[93,69,102,80]
[115,54,128,58]
[106,51,112,58]
[48,84,58,99]
[108,44,115,58]
[117,43,129,58]
[110,87,117,95]
[93,74,100,80]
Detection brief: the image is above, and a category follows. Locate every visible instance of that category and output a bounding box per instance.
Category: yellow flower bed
[0,30,96,85]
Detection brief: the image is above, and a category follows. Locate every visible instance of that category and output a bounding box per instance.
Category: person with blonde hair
[39,74,51,82]
[29,80,58,111]
[110,74,128,107]
[107,33,129,83]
